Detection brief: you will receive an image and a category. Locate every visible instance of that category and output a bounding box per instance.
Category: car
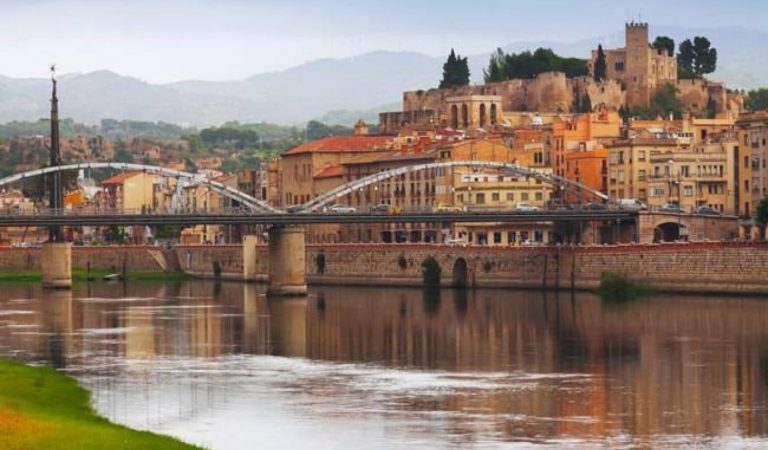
[327,204,356,213]
[434,203,464,213]
[583,202,607,211]
[660,203,684,213]
[618,198,648,211]
[695,205,721,216]
[515,202,540,212]
[370,203,390,214]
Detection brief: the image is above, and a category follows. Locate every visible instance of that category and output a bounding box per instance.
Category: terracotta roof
[283,135,391,155]
[313,165,344,179]
[101,172,142,185]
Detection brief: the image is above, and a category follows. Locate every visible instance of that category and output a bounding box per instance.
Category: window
[521,193,529,201]
[457,194,464,202]
[638,170,646,181]
[638,151,646,162]
[535,192,543,201]
[506,192,514,201]
[507,231,517,244]
[476,193,486,204]
[684,185,693,196]
[492,192,500,201]
[651,187,665,197]
[494,232,502,244]
[615,61,625,71]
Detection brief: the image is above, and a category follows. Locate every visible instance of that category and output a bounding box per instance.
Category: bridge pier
[41,242,72,289]
[242,234,261,281]
[267,226,307,296]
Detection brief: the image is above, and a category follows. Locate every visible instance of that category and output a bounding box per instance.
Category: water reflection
[0,282,765,449]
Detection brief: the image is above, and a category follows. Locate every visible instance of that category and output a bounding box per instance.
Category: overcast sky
[1,0,766,83]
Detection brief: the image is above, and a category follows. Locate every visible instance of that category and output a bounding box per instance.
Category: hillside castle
[379,22,743,134]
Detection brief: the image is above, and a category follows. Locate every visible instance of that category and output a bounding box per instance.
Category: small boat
[103,273,124,281]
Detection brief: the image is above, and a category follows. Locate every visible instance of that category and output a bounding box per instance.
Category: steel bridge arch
[0,162,282,213]
[299,160,610,212]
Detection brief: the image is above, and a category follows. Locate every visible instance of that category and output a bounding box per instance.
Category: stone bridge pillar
[41,242,72,289]
[243,234,260,281]
[267,226,307,296]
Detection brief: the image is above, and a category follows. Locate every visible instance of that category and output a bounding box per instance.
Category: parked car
[515,202,540,212]
[327,204,356,213]
[370,203,390,214]
[434,203,464,213]
[660,203,684,213]
[583,202,607,211]
[695,205,721,216]
[617,198,648,211]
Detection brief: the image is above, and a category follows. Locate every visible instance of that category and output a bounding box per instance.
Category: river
[0,280,766,449]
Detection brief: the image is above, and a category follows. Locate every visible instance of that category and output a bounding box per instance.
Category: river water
[0,281,767,449]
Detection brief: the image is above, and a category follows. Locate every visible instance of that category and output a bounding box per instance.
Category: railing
[0,207,258,217]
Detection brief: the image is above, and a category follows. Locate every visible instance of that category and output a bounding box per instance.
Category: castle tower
[624,22,653,108]
[625,21,649,50]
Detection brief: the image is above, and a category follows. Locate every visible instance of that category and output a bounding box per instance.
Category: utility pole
[48,65,65,243]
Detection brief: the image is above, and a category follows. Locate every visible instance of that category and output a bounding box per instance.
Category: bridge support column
[41,242,72,289]
[243,235,261,282]
[267,226,307,296]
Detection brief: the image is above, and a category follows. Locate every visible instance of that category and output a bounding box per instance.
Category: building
[736,111,768,217]
[607,136,742,215]
[99,172,156,211]
[589,22,677,108]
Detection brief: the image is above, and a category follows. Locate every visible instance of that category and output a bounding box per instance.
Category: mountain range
[0,26,765,127]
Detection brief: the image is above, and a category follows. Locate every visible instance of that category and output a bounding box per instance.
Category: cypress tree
[594,45,607,82]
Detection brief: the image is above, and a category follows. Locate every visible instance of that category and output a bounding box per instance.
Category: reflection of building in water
[125,307,155,359]
[304,287,768,441]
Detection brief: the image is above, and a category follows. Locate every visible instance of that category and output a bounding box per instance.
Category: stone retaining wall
[2,243,768,294]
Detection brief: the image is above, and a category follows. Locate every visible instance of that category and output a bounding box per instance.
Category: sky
[1,0,767,83]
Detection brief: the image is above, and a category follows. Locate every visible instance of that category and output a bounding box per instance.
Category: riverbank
[0,359,201,450]
[0,269,191,283]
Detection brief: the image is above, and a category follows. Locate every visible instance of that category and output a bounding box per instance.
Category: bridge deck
[0,210,637,227]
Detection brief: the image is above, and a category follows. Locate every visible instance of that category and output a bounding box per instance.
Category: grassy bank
[0,359,201,450]
[0,269,191,283]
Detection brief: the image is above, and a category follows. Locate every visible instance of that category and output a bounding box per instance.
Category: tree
[440,49,470,89]
[594,45,607,82]
[693,36,717,76]
[650,83,685,119]
[483,48,506,83]
[183,157,197,173]
[582,94,592,113]
[757,197,768,225]
[677,39,695,78]
[746,88,768,111]
[652,36,675,57]
[706,96,718,119]
[113,139,133,163]
[677,37,717,78]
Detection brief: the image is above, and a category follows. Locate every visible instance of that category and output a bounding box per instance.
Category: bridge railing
[0,207,259,216]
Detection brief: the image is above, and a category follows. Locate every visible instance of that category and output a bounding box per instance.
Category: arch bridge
[296,160,611,213]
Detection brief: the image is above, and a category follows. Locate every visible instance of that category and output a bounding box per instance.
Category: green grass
[0,269,191,283]
[0,359,203,450]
